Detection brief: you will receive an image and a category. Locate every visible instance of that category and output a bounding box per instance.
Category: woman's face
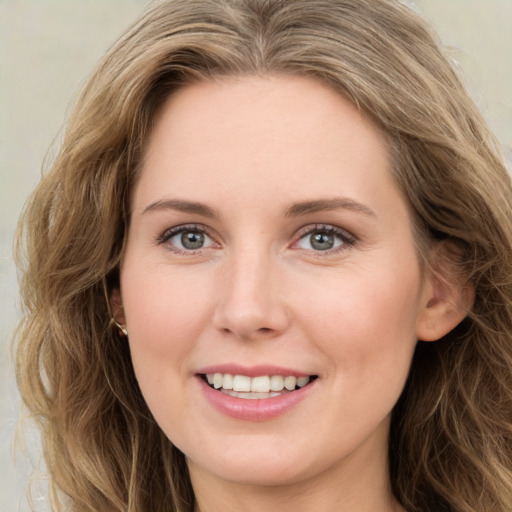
[119,76,434,488]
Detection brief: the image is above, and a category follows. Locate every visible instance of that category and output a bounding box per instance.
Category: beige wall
[420,0,512,159]
[1,1,510,510]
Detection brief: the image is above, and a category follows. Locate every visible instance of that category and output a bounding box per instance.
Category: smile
[201,373,317,399]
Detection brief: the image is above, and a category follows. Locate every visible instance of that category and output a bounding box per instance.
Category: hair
[15,0,512,511]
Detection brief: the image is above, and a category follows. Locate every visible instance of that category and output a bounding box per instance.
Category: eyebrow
[142,198,219,218]
[285,198,376,218]
[141,196,375,219]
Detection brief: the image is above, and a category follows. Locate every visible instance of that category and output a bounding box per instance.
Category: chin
[190,456,316,488]
[182,430,342,489]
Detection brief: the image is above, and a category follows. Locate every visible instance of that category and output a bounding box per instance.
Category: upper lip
[195,364,314,378]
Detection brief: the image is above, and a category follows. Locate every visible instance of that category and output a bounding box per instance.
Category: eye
[176,230,207,250]
[294,225,354,252]
[158,225,215,252]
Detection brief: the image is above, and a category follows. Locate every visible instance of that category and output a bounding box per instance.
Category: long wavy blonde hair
[15,0,512,511]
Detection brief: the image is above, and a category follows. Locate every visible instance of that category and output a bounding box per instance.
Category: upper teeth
[206,373,310,392]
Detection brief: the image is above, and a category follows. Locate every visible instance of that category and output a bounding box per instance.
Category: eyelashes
[292,224,356,254]
[157,224,216,254]
[157,223,357,256]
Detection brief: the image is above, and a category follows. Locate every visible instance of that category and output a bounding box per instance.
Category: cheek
[121,262,215,367]
[120,263,217,427]
[296,261,422,381]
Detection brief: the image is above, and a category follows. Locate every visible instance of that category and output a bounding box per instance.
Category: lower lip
[197,377,317,421]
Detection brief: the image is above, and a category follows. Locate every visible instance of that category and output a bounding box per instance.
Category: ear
[110,287,126,326]
[416,241,474,342]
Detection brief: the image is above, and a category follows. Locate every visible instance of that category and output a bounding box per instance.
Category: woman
[15,0,512,511]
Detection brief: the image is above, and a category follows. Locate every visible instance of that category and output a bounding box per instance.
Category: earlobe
[111,287,127,327]
[416,242,474,342]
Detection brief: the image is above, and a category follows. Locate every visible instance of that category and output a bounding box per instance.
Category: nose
[213,247,290,341]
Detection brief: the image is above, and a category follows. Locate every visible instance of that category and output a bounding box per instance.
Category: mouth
[199,373,318,399]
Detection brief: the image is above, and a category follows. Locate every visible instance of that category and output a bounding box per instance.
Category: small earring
[113,320,128,337]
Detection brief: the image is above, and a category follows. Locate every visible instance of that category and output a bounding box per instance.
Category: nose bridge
[213,242,289,339]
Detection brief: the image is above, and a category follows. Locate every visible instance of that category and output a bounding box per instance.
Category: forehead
[148,75,386,153]
[136,75,395,208]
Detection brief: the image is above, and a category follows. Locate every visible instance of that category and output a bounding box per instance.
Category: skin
[115,75,466,512]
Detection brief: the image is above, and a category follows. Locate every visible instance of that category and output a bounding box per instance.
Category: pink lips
[195,364,317,421]
[196,363,311,378]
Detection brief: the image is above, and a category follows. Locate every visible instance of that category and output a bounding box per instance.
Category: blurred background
[1,1,511,510]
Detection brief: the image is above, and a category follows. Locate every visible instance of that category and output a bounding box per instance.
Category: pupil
[181,231,204,249]
[311,232,334,250]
